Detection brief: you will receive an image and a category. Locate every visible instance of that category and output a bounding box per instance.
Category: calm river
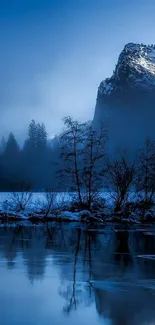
[0,223,155,325]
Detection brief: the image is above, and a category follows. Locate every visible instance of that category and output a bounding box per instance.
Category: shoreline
[0,213,155,225]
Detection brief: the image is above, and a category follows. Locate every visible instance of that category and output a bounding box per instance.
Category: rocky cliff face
[94,43,155,150]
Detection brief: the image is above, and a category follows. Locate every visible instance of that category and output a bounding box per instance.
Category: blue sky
[1,0,155,140]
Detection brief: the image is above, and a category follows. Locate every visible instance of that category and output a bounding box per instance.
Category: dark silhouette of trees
[0,121,52,190]
[21,120,49,189]
[135,138,155,209]
[5,132,20,157]
[0,133,21,189]
[59,117,86,204]
[82,124,107,207]
[0,136,6,153]
[27,119,47,151]
[107,150,135,212]
[59,117,107,208]
[0,115,155,216]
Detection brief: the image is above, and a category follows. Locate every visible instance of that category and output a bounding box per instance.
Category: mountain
[94,43,155,150]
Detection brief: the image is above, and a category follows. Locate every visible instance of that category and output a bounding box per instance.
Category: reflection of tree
[59,228,96,314]
[0,226,48,281]
[94,227,155,325]
[0,226,28,269]
[1,224,155,325]
[63,229,81,313]
[84,230,94,299]
[132,229,155,278]
[0,224,96,290]
[114,228,133,267]
[45,223,66,249]
[0,223,70,282]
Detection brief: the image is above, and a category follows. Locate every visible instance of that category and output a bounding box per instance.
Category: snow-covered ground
[0,191,113,211]
[0,191,154,224]
[0,191,110,223]
[0,192,70,206]
[0,192,101,223]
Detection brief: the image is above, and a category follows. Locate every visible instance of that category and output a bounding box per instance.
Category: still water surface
[0,223,155,325]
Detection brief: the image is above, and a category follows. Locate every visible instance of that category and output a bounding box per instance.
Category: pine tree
[22,120,48,189]
[28,120,47,151]
[28,119,38,149]
[0,136,6,153]
[1,133,21,188]
[37,122,47,150]
[5,133,20,157]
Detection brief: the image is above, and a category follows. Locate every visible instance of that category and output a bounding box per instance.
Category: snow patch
[98,79,113,95]
[123,43,155,88]
[99,42,155,96]
[59,211,80,221]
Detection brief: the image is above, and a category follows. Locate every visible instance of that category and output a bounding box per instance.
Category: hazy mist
[1,0,155,142]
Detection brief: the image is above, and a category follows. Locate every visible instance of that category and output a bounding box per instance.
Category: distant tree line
[1,117,155,215]
[0,119,59,191]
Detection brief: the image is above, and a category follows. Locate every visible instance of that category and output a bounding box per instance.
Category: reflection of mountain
[94,227,155,325]
[0,224,155,324]
[95,286,155,325]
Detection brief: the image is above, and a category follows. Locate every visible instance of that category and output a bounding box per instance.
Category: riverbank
[0,191,155,225]
[0,210,155,225]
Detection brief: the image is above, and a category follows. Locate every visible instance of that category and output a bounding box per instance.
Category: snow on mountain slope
[98,43,155,96]
[94,43,155,150]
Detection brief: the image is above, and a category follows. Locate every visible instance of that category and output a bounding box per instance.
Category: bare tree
[82,124,107,208]
[59,117,107,209]
[136,138,155,208]
[59,229,94,314]
[8,181,32,212]
[43,190,57,217]
[9,191,33,212]
[59,117,85,205]
[107,150,135,212]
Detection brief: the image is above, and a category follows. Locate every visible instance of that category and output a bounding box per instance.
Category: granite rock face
[94,43,155,150]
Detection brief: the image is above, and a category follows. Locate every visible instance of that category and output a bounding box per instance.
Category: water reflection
[0,223,155,325]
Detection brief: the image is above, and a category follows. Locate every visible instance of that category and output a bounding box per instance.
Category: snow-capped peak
[123,43,155,75]
[99,43,155,96]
